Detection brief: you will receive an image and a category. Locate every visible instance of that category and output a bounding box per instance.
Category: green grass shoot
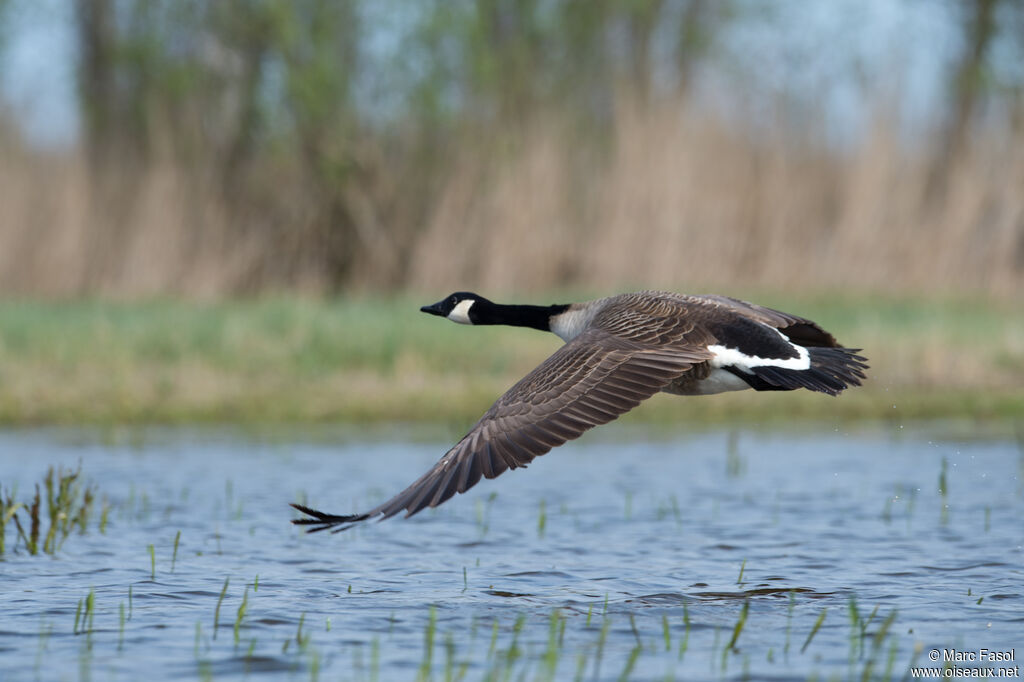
[678,603,691,661]
[725,600,750,653]
[171,530,181,571]
[0,492,20,555]
[487,619,498,659]
[848,595,863,660]
[418,606,437,681]
[857,609,899,681]
[99,497,110,533]
[73,597,83,635]
[871,610,897,652]
[618,645,642,682]
[77,588,95,636]
[628,614,641,647]
[801,607,828,654]
[296,612,308,649]
[213,576,230,640]
[537,498,547,538]
[233,585,249,645]
[939,457,949,524]
[592,617,611,680]
[541,609,562,678]
[3,466,98,557]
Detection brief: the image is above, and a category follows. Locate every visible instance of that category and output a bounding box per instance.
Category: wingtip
[290,502,370,533]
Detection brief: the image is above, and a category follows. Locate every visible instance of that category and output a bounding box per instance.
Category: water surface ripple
[0,426,1021,681]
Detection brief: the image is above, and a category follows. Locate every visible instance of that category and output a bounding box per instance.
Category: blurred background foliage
[0,1,1021,424]
[0,0,1021,298]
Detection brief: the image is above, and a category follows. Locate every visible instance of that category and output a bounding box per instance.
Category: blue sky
[1,0,78,145]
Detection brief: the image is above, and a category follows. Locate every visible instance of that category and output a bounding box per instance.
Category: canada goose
[292,291,867,532]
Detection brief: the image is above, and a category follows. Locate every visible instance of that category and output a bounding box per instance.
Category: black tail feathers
[736,347,868,396]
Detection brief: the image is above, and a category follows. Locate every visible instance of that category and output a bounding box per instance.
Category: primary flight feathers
[292,291,867,532]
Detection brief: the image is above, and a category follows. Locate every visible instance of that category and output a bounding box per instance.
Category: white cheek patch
[447,299,475,325]
[707,337,811,374]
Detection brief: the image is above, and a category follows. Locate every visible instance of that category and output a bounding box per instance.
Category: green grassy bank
[0,294,1020,427]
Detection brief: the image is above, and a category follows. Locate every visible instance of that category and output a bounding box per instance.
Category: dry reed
[1,98,1020,299]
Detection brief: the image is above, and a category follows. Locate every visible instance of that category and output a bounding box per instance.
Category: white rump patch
[448,299,475,325]
[708,331,810,374]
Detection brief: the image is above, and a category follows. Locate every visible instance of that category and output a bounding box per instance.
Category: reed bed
[0,101,1020,299]
[0,465,103,556]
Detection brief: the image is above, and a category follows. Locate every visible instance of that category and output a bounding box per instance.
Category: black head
[420,292,491,325]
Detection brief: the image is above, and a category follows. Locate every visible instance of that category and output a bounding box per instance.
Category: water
[1,425,1021,681]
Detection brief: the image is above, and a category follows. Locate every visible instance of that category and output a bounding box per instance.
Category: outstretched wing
[292,327,706,532]
[686,294,841,348]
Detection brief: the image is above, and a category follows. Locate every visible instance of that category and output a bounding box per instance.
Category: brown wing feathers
[291,329,701,532]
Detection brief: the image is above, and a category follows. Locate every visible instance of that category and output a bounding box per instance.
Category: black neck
[474,302,570,331]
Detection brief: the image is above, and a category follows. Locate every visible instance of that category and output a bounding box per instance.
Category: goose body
[292,291,868,532]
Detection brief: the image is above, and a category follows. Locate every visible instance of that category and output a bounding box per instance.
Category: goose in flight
[292,291,867,532]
